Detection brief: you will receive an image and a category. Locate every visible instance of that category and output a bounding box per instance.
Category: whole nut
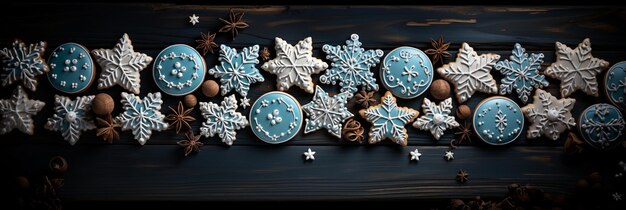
[16,176,30,192]
[49,156,68,175]
[430,79,451,100]
[456,104,471,120]
[202,80,219,98]
[92,93,114,116]
[184,94,197,108]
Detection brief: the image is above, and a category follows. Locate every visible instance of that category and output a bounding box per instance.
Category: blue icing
[153,44,206,96]
[380,46,433,99]
[47,43,94,93]
[605,61,626,109]
[579,103,625,150]
[250,91,303,144]
[473,96,524,145]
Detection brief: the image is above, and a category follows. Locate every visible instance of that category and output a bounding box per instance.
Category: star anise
[196,31,218,56]
[260,47,271,61]
[96,114,120,143]
[165,101,196,134]
[177,131,203,156]
[342,118,364,143]
[452,121,472,149]
[564,132,585,155]
[355,89,377,108]
[219,9,249,40]
[456,169,469,183]
[424,36,451,66]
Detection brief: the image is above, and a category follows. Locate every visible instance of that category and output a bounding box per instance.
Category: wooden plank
[1,144,590,201]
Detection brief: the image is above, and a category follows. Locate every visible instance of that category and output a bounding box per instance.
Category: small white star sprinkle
[240,97,250,109]
[444,151,454,161]
[613,192,622,201]
[410,149,422,161]
[189,14,199,25]
[303,148,316,160]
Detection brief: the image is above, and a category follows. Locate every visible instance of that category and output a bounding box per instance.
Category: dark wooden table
[2,3,626,208]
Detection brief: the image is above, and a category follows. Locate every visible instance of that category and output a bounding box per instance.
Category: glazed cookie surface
[380,46,433,99]
[209,44,264,98]
[199,94,248,146]
[47,43,95,93]
[153,44,206,96]
[93,34,152,94]
[605,61,626,109]
[45,95,96,145]
[521,89,575,141]
[0,40,49,91]
[578,103,625,150]
[359,91,419,146]
[250,91,303,144]
[494,43,549,104]
[117,92,168,145]
[413,97,459,140]
[473,96,524,145]
[0,86,45,135]
[302,86,353,138]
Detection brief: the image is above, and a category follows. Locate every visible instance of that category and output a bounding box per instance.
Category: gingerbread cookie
[302,86,353,138]
[359,91,419,146]
[117,92,168,145]
[262,37,328,93]
[437,43,499,103]
[544,38,609,97]
[0,86,45,135]
[45,95,96,145]
[0,40,49,91]
[473,96,524,145]
[93,34,153,94]
[413,97,459,141]
[47,43,95,93]
[605,61,626,109]
[199,94,248,146]
[249,91,303,144]
[380,46,433,99]
[521,89,575,140]
[495,43,549,104]
[153,44,206,96]
[579,103,625,150]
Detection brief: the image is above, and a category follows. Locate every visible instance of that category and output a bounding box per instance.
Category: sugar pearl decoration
[430,79,450,100]
[456,104,471,120]
[184,94,197,107]
[92,93,114,115]
[202,80,219,97]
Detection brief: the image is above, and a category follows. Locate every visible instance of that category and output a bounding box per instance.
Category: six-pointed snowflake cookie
[521,89,575,140]
[92,33,153,94]
[545,38,609,97]
[437,43,500,103]
[199,94,248,146]
[117,92,168,145]
[359,91,419,146]
[262,37,328,93]
[413,97,459,141]
[495,43,549,104]
[0,40,49,91]
[209,44,264,97]
[302,86,353,138]
[0,86,45,135]
[45,95,96,145]
[320,34,383,98]
[579,103,625,150]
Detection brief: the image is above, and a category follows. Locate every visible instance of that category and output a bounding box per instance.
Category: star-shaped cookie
[0,86,45,135]
[359,91,419,146]
[545,38,609,97]
[302,86,353,138]
[521,89,576,140]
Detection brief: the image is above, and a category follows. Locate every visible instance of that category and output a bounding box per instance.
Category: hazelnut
[92,93,114,116]
[430,79,450,100]
[184,94,197,108]
[201,80,219,98]
[456,104,471,120]
[49,156,68,175]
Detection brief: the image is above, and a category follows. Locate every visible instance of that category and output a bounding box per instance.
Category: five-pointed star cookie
[0,86,45,135]
[437,43,500,103]
[522,89,576,140]
[545,38,609,97]
[92,33,153,94]
[359,91,419,146]
[262,37,328,93]
[302,86,353,138]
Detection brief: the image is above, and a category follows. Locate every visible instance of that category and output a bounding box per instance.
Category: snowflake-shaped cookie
[495,43,549,104]
[320,34,383,98]
[92,33,153,94]
[0,40,49,91]
[45,95,96,145]
[303,86,353,138]
[262,37,328,93]
[545,38,609,97]
[521,89,575,140]
[359,91,419,146]
[209,44,264,97]
[437,43,500,103]
[413,97,459,140]
[117,92,168,145]
[199,94,248,146]
[0,86,45,135]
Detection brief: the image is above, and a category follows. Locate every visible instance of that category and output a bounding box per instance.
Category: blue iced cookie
[605,61,626,109]
[579,103,625,150]
[47,43,95,93]
[380,46,433,99]
[153,44,206,96]
[473,96,524,145]
[250,91,303,144]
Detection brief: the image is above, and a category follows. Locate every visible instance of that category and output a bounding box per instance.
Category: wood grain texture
[1,4,626,204]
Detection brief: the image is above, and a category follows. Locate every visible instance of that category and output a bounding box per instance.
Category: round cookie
[249,91,303,144]
[153,44,206,96]
[473,96,524,145]
[380,46,433,99]
[47,43,95,93]
[578,103,625,150]
[604,61,626,109]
